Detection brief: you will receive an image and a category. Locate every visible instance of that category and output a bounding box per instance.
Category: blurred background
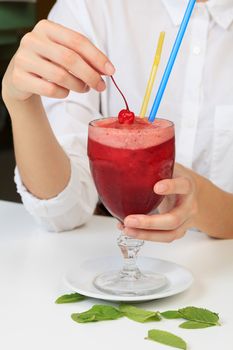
[0,0,56,203]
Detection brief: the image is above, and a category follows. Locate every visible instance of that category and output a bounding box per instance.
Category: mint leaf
[146,329,187,350]
[55,292,86,304]
[178,307,219,325]
[119,304,161,323]
[161,310,182,319]
[71,305,123,323]
[71,313,96,323]
[179,321,216,329]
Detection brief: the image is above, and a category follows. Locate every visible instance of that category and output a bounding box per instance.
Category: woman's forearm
[4,94,71,199]
[194,173,233,238]
[1,20,114,200]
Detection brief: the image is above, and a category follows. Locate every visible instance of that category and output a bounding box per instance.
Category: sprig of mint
[56,296,222,349]
[146,329,187,350]
[160,306,220,329]
[178,306,220,326]
[55,293,86,304]
[119,304,161,323]
[71,305,123,323]
[179,321,215,329]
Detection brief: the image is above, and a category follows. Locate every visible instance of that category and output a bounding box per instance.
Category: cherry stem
[111,76,129,111]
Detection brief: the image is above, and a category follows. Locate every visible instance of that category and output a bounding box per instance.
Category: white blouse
[15,0,233,231]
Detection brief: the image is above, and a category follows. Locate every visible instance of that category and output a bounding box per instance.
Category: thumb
[154,177,192,195]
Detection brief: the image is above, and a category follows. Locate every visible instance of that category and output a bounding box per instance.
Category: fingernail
[155,183,168,193]
[104,62,115,75]
[124,217,139,227]
[96,80,106,92]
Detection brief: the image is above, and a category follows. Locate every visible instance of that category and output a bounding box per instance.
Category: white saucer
[64,256,193,302]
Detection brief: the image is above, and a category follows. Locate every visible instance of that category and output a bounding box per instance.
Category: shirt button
[192,46,201,55]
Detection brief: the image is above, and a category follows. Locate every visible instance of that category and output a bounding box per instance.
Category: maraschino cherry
[111,76,135,124]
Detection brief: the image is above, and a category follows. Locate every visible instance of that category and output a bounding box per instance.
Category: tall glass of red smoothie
[88,116,175,296]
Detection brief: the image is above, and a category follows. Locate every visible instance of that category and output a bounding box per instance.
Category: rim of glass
[89,117,174,129]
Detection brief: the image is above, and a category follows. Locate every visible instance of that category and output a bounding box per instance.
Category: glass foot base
[93,270,168,296]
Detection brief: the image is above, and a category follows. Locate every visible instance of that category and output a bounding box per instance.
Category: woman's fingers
[16,52,90,93]
[43,43,106,91]
[118,165,198,243]
[120,215,189,243]
[124,203,190,231]
[123,224,188,243]
[20,34,106,92]
[5,19,115,101]
[33,20,115,76]
[12,70,69,99]
[154,176,193,195]
[123,187,196,233]
[16,19,115,96]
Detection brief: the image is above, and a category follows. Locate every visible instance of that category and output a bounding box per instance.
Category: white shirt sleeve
[15,161,98,232]
[14,0,105,232]
[14,95,100,233]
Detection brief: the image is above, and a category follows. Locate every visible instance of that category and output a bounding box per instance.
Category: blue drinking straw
[149,0,196,122]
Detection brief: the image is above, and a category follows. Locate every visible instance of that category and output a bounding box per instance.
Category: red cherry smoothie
[88,117,175,221]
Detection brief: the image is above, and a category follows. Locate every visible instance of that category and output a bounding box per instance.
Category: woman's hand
[121,164,199,242]
[2,19,115,102]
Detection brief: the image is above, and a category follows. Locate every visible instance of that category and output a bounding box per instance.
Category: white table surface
[0,200,233,350]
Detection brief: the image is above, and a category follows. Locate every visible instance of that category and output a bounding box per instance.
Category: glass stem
[117,233,144,280]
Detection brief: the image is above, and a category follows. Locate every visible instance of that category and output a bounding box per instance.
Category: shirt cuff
[14,160,97,220]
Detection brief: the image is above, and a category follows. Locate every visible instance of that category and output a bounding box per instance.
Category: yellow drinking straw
[140,32,165,117]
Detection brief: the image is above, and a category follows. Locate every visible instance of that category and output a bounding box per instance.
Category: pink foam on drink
[89,117,174,149]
